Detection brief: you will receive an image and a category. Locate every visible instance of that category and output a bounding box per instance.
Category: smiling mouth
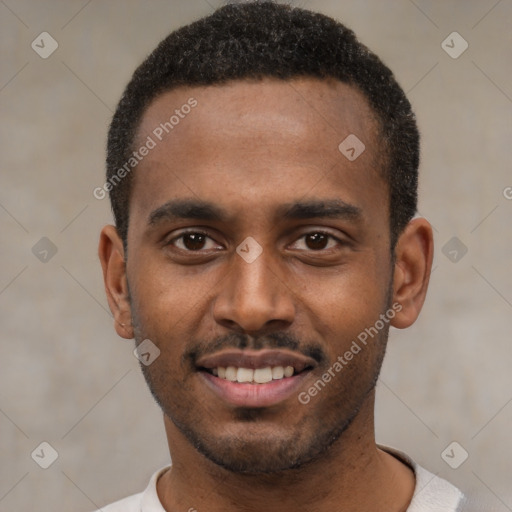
[196,349,316,407]
[203,365,305,383]
[196,348,316,379]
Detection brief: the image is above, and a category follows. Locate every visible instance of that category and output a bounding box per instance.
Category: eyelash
[169,230,220,251]
[166,230,345,252]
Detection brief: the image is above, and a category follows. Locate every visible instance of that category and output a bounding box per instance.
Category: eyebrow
[148,199,227,225]
[278,199,362,221]
[147,198,362,226]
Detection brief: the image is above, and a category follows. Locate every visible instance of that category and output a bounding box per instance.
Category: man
[97,2,469,510]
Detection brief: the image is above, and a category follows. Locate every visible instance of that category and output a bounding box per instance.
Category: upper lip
[196,349,316,373]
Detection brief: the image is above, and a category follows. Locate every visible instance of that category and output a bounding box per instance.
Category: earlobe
[390,217,434,329]
[98,225,134,339]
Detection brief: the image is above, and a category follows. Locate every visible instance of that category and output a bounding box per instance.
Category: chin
[171,411,353,475]
[194,436,319,474]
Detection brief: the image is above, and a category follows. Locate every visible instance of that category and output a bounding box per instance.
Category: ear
[98,225,134,339]
[390,217,434,329]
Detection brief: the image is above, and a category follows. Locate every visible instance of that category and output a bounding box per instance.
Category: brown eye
[170,232,220,251]
[182,233,207,250]
[304,233,329,250]
[289,232,341,252]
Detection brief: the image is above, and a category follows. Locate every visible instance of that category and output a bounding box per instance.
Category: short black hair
[106,1,419,250]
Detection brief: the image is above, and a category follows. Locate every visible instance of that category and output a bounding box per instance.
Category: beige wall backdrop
[1,1,511,510]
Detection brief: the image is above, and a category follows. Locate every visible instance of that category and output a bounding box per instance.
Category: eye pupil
[179,233,332,251]
[305,233,328,250]
[183,233,206,250]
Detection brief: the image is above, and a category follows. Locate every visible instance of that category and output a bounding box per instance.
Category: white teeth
[284,366,294,378]
[271,366,284,380]
[211,365,296,383]
[254,367,273,384]
[225,366,237,381]
[236,367,254,383]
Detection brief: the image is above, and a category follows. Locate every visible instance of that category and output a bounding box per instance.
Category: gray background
[1,0,511,510]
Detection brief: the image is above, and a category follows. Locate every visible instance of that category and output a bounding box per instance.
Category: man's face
[124,78,394,473]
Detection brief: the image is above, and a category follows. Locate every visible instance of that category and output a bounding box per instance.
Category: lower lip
[199,371,310,408]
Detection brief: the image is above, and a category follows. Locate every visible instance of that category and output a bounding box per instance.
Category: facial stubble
[130,290,392,475]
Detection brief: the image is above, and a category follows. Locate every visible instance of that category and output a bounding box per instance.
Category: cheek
[127,254,220,340]
[300,263,390,352]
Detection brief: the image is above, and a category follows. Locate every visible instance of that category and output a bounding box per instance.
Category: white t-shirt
[93,447,466,512]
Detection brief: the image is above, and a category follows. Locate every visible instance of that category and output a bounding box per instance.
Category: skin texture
[99,78,434,512]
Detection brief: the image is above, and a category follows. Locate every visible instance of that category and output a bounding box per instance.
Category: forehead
[131,78,386,225]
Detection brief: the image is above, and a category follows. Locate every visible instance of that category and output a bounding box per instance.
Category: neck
[157,392,415,512]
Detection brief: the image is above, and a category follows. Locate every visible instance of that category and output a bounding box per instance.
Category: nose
[212,249,296,334]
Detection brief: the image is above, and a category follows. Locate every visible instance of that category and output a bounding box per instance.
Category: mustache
[183,331,327,367]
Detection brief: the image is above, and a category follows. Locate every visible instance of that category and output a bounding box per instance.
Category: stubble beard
[130,292,391,475]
